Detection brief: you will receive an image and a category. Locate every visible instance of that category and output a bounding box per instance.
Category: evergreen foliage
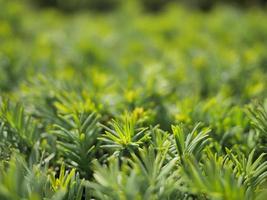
[0,0,267,199]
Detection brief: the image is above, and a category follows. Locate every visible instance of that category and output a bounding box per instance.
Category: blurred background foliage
[1,0,267,100]
[23,0,267,11]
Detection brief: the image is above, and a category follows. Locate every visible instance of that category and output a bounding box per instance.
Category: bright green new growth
[99,114,150,156]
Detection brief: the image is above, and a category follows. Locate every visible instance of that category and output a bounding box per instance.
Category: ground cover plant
[0,0,267,199]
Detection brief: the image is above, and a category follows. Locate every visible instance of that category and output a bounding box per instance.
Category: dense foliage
[27,0,267,11]
[0,0,267,199]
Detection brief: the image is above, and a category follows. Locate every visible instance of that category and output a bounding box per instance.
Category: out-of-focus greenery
[26,0,267,11]
[0,0,267,199]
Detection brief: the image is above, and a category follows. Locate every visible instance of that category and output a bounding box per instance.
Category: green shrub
[0,0,267,199]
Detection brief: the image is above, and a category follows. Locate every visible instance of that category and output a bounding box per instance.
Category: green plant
[99,114,150,157]
[49,164,84,200]
[182,154,247,200]
[248,102,267,151]
[226,148,267,194]
[0,101,41,155]
[87,146,182,199]
[0,155,48,200]
[171,123,211,161]
[51,112,100,178]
